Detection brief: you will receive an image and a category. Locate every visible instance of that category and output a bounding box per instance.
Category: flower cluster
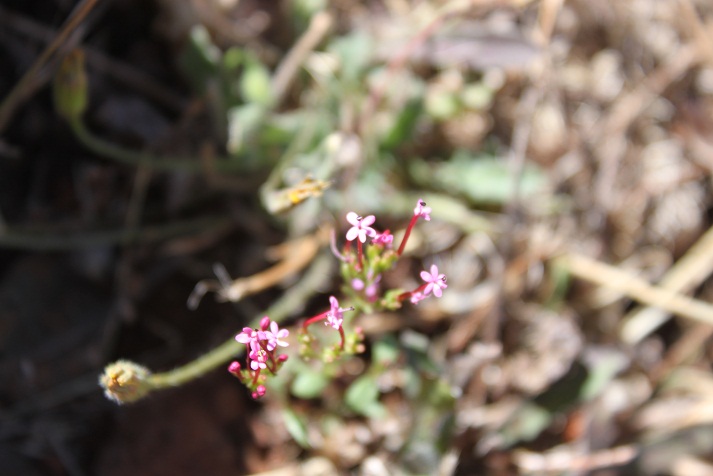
[228,316,289,399]
[230,198,447,392]
[338,198,447,311]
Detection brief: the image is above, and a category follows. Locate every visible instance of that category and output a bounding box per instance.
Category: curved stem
[146,338,242,389]
[303,311,329,329]
[69,118,244,174]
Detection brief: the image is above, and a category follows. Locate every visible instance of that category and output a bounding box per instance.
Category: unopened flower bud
[228,361,241,375]
[251,385,267,399]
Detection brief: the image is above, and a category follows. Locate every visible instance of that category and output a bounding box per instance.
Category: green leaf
[282,408,311,448]
[291,368,330,399]
[179,25,221,95]
[381,99,423,150]
[429,151,547,205]
[345,374,384,418]
[461,83,494,110]
[425,89,460,120]
[223,47,244,71]
[498,402,552,447]
[226,103,267,155]
[329,32,373,83]
[240,57,274,107]
[372,336,400,366]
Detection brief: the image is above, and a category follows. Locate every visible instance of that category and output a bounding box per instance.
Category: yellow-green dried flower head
[99,360,152,404]
[53,49,88,121]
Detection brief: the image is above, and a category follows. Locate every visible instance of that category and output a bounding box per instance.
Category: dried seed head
[99,360,152,404]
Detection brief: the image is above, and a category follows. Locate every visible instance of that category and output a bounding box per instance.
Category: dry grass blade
[561,253,713,327]
[620,226,713,343]
[515,445,638,473]
[271,11,333,107]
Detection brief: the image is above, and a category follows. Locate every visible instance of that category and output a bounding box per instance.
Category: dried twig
[188,226,331,309]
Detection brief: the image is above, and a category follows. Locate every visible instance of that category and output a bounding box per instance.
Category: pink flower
[420,264,447,297]
[346,212,377,243]
[414,199,431,221]
[235,327,260,346]
[372,229,393,246]
[248,341,268,370]
[325,295,347,329]
[264,320,289,351]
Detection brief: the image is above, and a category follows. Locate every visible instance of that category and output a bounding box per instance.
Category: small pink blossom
[346,212,377,243]
[264,321,289,351]
[414,199,431,221]
[325,295,347,329]
[248,341,268,370]
[372,229,393,246]
[235,327,260,345]
[420,264,447,297]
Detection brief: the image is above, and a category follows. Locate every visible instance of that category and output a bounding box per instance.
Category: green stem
[0,215,232,251]
[69,118,238,174]
[147,338,243,388]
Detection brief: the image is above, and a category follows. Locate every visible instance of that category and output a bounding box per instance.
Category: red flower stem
[397,215,419,256]
[357,240,364,270]
[397,283,428,302]
[252,368,261,386]
[338,326,345,350]
[262,342,278,373]
[303,311,329,329]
